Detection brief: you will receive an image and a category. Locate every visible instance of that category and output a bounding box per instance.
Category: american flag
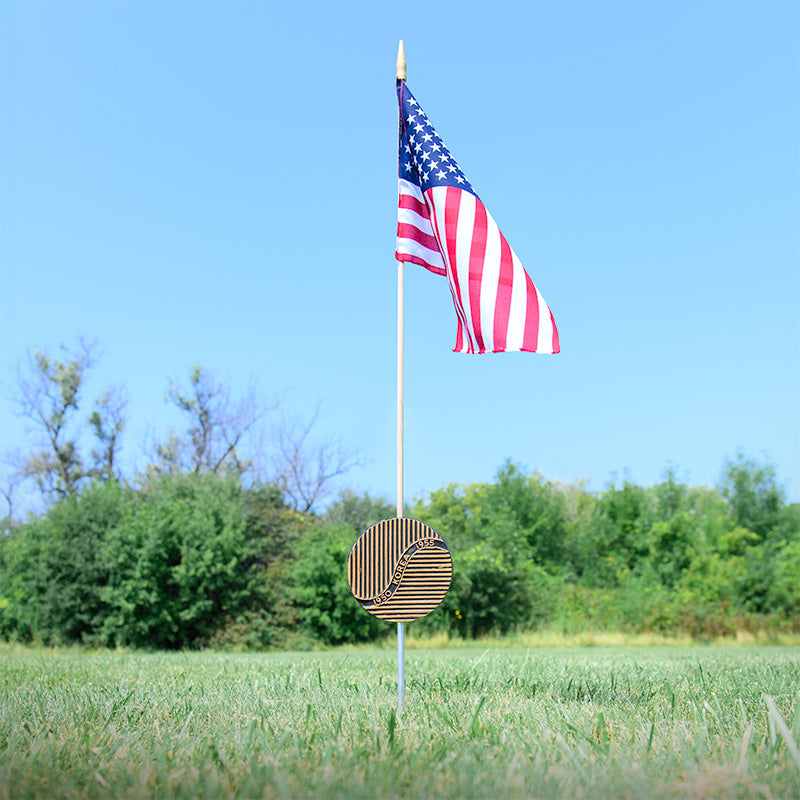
[396,80,560,354]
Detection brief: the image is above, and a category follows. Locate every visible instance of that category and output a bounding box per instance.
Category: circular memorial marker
[347,517,452,623]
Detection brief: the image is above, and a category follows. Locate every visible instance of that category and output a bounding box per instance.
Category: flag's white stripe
[480,210,502,352]
[454,192,477,352]
[396,238,446,270]
[428,186,449,234]
[398,178,426,203]
[504,248,528,351]
[428,186,470,353]
[397,206,436,236]
[533,282,555,353]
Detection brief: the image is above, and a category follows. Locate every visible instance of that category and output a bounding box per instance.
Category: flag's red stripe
[492,234,514,352]
[550,310,560,353]
[395,251,447,276]
[454,319,464,352]
[442,188,461,275]
[397,223,439,253]
[521,271,540,352]
[468,201,488,354]
[429,187,469,353]
[398,193,429,219]
[443,188,474,353]
[439,192,469,353]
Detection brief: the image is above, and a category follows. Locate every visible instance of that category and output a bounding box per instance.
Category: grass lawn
[1,643,799,798]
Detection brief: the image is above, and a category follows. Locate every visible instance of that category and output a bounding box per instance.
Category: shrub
[0,481,131,644]
[102,474,253,648]
[418,543,548,638]
[290,523,387,646]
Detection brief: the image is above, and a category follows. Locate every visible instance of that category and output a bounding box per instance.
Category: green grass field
[1,644,799,799]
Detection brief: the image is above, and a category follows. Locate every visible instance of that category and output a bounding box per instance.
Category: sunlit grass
[1,645,799,798]
[392,627,800,649]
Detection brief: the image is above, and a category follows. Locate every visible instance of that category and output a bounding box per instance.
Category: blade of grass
[764,695,800,773]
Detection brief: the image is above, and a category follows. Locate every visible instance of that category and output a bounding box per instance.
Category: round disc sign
[347,518,452,623]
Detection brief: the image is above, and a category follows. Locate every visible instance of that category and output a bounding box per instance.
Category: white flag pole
[396,39,407,715]
[397,253,405,714]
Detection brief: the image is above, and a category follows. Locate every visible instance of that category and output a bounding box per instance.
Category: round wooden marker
[347,518,452,623]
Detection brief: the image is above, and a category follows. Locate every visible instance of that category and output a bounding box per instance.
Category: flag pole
[396,39,406,715]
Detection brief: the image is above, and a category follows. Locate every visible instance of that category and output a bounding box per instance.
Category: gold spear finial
[396,40,406,81]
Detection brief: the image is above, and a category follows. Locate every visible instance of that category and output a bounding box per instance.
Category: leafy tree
[575,479,653,587]
[410,483,474,548]
[11,340,126,504]
[556,478,595,578]
[152,366,264,479]
[640,472,698,588]
[322,490,395,536]
[244,483,304,565]
[653,468,689,521]
[88,388,127,482]
[719,452,786,540]
[1,473,23,535]
[151,366,361,513]
[676,544,749,609]
[647,512,698,587]
[765,539,800,615]
[736,516,798,617]
[480,461,569,569]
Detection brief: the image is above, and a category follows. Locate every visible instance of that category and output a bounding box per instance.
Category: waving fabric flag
[396,80,560,354]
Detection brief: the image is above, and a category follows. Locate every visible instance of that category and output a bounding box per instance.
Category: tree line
[1,343,798,648]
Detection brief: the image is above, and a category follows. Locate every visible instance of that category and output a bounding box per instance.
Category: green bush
[719,452,786,540]
[290,523,387,646]
[764,539,800,616]
[2,454,797,649]
[101,474,256,648]
[576,480,654,588]
[0,480,131,644]
[423,543,546,638]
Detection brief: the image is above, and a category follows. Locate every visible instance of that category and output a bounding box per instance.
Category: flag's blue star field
[397,81,475,196]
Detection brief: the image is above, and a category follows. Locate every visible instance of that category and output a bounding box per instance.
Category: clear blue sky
[1,0,798,510]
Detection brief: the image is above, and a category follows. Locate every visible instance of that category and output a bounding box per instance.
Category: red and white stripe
[396,178,446,276]
[396,177,560,354]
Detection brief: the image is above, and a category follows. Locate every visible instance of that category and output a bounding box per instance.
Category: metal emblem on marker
[347,518,452,622]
